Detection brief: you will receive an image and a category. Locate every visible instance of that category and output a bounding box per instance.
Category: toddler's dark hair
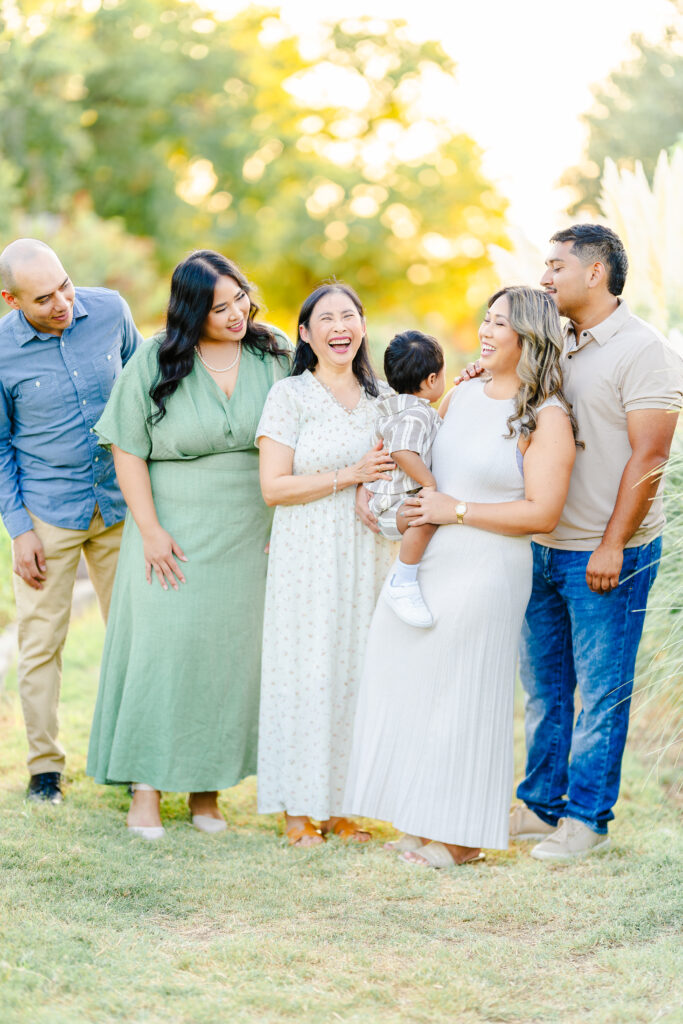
[384,330,444,395]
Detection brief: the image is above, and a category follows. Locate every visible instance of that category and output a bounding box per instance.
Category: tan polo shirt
[536,300,682,551]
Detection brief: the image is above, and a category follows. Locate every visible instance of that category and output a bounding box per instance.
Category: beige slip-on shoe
[530,818,611,862]
[509,804,557,841]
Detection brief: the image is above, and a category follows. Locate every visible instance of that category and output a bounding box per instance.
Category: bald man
[0,239,142,804]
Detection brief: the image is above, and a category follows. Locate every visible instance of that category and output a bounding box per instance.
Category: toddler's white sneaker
[382,577,434,628]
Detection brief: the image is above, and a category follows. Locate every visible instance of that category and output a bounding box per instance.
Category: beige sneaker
[508,804,556,841]
[530,817,611,862]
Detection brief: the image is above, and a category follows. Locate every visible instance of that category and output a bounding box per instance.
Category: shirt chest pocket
[92,344,123,401]
[14,373,60,425]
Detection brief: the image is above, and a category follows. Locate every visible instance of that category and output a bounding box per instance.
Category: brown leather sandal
[321,817,372,842]
[286,819,325,846]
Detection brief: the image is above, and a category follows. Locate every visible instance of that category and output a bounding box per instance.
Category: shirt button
[73,370,78,377]
[35,381,41,387]
[94,456,99,462]
[94,482,98,488]
[107,354,112,360]
[82,399,87,405]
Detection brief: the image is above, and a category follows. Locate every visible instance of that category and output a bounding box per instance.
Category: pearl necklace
[196,341,241,373]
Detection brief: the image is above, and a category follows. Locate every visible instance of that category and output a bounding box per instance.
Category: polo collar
[13,293,88,346]
[565,298,630,350]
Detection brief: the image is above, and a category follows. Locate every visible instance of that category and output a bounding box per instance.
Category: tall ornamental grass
[632,433,683,787]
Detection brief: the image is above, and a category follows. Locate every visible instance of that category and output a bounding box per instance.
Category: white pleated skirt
[343,520,532,850]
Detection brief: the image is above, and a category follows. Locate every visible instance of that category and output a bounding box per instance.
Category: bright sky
[207,0,676,247]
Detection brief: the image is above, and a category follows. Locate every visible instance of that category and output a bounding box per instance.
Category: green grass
[0,610,681,1024]
[0,528,14,630]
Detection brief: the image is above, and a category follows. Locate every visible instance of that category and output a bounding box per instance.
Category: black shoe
[27,772,63,805]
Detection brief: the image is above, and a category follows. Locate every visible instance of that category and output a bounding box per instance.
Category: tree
[0,0,509,348]
[565,5,683,212]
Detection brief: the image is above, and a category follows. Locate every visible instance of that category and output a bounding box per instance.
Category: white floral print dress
[255,370,397,818]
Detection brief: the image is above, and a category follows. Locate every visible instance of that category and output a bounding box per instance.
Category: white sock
[391,559,419,586]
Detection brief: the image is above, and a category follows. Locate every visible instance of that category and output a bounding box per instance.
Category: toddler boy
[367,330,446,628]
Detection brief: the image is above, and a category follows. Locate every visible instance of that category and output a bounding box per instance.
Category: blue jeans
[517,538,661,834]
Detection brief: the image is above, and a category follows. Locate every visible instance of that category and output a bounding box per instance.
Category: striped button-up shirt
[367,392,441,499]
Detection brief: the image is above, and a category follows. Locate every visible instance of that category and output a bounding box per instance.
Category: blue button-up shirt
[0,287,142,538]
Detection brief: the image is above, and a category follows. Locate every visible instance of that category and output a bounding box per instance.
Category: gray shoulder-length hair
[487,286,581,445]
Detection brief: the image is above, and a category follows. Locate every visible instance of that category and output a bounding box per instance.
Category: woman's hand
[142,525,188,590]
[260,437,391,507]
[344,440,395,486]
[355,484,380,534]
[402,489,456,527]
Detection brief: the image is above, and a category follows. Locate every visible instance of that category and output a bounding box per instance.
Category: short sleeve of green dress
[87,331,292,791]
[94,338,156,459]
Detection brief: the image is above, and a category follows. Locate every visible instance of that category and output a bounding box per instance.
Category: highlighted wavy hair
[487,286,581,445]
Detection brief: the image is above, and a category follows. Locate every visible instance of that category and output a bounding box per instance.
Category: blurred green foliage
[4,200,168,332]
[0,524,12,628]
[0,0,509,349]
[565,5,683,212]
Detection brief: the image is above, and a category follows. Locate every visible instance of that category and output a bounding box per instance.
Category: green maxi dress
[87,334,291,791]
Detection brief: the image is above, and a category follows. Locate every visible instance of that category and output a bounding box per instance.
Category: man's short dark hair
[384,330,444,395]
[550,224,628,296]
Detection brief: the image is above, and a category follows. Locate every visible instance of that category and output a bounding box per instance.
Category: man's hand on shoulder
[12,530,47,590]
[585,542,623,594]
[453,360,484,386]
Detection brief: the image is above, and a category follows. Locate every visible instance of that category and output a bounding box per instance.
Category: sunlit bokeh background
[1,0,682,365]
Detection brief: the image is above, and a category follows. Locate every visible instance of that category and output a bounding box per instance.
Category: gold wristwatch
[455,501,468,524]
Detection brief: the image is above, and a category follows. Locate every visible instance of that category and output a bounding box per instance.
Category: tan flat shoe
[403,841,485,869]
[384,833,424,853]
[192,814,227,834]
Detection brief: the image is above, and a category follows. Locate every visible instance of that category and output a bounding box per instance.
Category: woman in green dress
[87,250,291,839]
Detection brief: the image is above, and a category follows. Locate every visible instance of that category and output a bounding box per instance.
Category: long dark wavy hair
[149,250,290,421]
[291,282,380,397]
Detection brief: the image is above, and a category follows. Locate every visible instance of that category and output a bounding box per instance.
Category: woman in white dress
[344,286,579,868]
[256,283,397,846]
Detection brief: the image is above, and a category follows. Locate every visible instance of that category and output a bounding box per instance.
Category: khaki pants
[13,507,124,776]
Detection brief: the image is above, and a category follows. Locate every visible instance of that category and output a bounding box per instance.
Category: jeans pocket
[646,537,663,590]
[618,547,645,591]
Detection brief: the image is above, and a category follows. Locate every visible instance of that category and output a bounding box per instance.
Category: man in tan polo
[508,224,682,859]
[0,239,141,804]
